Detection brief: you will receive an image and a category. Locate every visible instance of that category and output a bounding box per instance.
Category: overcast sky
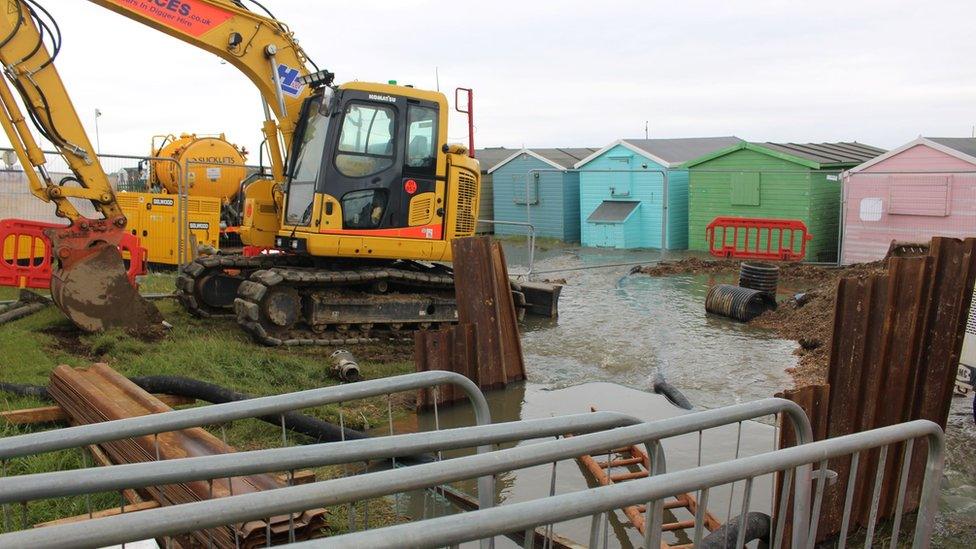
[8,0,976,160]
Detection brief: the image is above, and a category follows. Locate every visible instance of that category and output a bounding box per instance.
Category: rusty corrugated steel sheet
[48,363,327,548]
[779,237,976,544]
[414,323,478,410]
[449,237,525,387]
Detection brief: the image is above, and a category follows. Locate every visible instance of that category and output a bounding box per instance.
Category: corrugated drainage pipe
[739,261,780,294]
[705,284,777,322]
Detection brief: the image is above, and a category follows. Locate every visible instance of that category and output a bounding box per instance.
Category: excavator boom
[89,0,317,183]
[0,0,161,332]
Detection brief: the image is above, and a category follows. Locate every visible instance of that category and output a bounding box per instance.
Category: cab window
[285,96,330,226]
[342,189,388,229]
[406,106,437,172]
[335,103,396,178]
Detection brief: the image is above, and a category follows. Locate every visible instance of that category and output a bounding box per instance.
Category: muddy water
[515,245,798,407]
[383,246,806,546]
[385,243,975,546]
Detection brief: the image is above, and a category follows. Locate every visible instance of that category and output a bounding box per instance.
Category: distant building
[473,147,517,234]
[489,148,597,241]
[575,137,741,249]
[841,137,976,264]
[683,142,885,262]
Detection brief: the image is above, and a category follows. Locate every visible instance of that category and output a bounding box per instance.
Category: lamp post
[94,108,102,153]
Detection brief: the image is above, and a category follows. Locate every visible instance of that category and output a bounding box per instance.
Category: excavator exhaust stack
[46,220,162,333]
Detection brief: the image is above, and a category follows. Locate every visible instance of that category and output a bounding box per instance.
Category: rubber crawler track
[176,254,310,318]
[234,265,457,346]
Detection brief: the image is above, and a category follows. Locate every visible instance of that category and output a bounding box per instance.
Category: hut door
[593,223,614,247]
[609,156,632,197]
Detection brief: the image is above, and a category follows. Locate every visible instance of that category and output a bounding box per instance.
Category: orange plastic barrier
[0,218,147,289]
[706,217,813,261]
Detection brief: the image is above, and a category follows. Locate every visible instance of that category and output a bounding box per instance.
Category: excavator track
[234,265,458,346]
[176,254,312,318]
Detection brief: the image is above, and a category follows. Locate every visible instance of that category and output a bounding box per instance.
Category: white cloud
[2,0,975,163]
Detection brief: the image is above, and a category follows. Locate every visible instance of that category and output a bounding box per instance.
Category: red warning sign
[105,0,233,37]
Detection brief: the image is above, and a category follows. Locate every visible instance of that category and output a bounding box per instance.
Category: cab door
[316,91,442,240]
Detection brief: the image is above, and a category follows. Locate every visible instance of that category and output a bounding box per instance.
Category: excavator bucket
[47,223,162,333]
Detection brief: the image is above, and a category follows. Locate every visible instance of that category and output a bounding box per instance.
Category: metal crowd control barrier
[475,219,536,277]
[706,216,813,261]
[0,371,494,538]
[324,420,943,549]
[0,397,814,548]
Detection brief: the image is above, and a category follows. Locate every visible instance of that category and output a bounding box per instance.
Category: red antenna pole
[455,87,475,158]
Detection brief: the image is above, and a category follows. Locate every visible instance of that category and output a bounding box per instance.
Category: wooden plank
[276,470,316,486]
[33,500,160,528]
[1,394,196,425]
[87,444,146,506]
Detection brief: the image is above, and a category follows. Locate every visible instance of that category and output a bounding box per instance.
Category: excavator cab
[241,82,480,263]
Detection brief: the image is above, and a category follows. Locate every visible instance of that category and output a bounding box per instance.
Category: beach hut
[473,147,516,234]
[489,148,596,241]
[840,137,976,264]
[574,137,741,249]
[683,142,885,262]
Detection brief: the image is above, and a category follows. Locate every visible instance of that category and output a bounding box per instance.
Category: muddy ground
[638,258,887,386]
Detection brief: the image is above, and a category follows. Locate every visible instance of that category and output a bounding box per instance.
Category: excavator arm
[90,0,319,182]
[0,0,164,332]
[0,0,119,222]
[0,0,322,332]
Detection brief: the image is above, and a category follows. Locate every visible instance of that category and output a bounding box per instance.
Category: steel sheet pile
[48,363,327,547]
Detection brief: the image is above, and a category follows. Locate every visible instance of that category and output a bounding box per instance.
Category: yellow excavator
[0,0,484,343]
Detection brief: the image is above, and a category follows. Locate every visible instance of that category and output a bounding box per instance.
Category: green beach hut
[682,142,884,262]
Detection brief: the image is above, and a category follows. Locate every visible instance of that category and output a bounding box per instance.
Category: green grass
[0,273,417,532]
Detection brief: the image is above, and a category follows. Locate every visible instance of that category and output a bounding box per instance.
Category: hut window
[512,174,539,205]
[730,172,760,206]
[609,156,632,196]
[859,198,883,221]
[887,175,950,217]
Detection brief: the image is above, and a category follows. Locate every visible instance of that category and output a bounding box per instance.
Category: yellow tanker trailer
[116,134,253,266]
[150,133,249,204]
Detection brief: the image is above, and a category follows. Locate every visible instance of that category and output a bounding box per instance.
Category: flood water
[514,245,798,408]
[388,242,975,546]
[384,245,808,547]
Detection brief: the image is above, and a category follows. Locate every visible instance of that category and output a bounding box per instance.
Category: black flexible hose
[129,376,368,444]
[699,512,772,549]
[651,373,694,410]
[0,381,49,399]
[0,377,366,443]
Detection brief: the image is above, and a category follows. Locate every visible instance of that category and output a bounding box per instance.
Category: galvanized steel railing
[321,420,943,549]
[0,371,494,536]
[0,397,815,548]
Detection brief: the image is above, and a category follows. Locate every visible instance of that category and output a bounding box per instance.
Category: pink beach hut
[841,137,976,264]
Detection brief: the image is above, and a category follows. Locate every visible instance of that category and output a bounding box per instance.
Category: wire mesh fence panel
[840,170,976,265]
[0,148,156,224]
